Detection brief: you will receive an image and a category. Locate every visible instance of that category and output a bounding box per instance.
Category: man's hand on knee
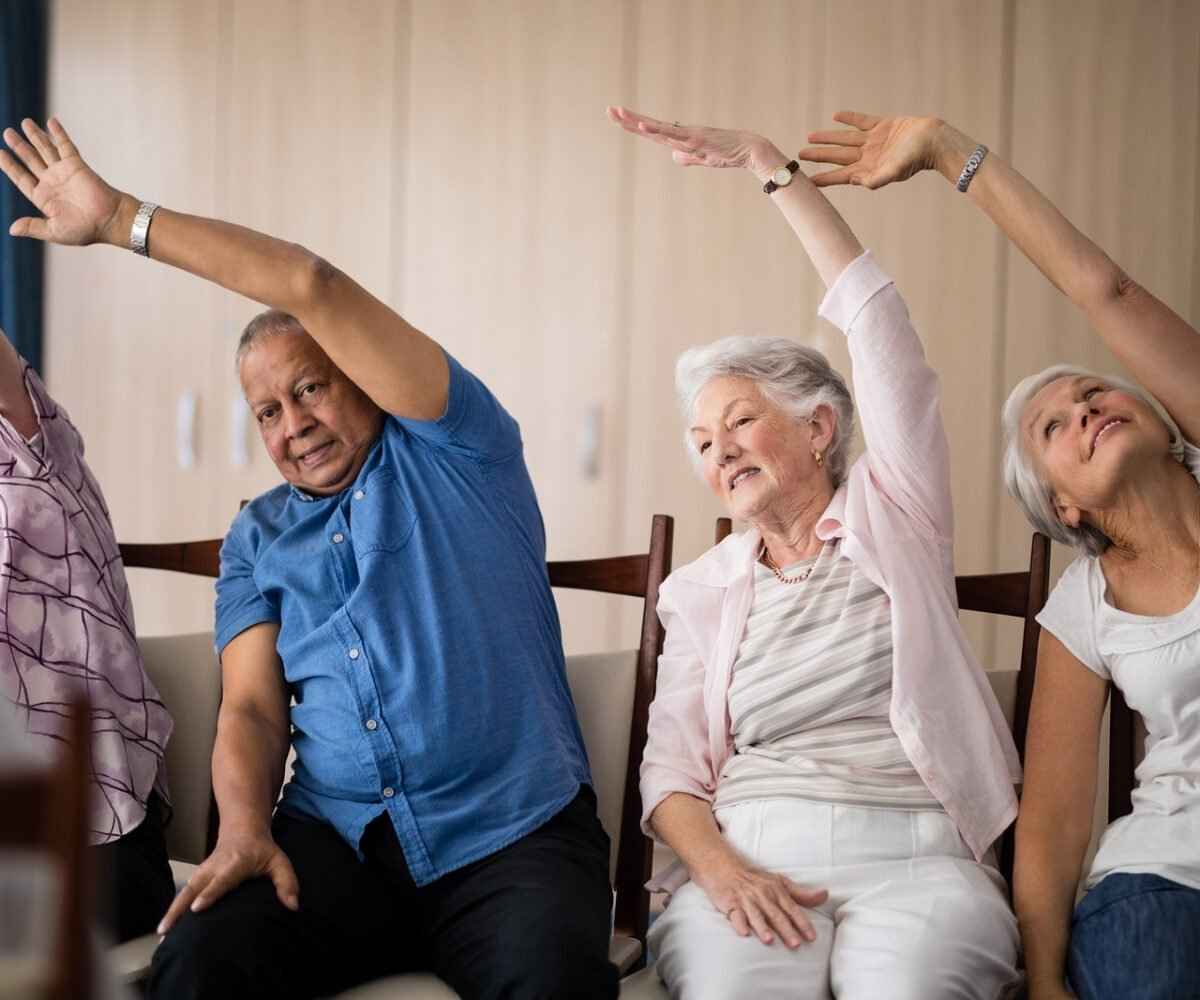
[157,830,299,935]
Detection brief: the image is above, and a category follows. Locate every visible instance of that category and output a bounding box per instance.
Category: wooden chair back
[715,518,1051,884]
[548,513,674,957]
[119,541,223,857]
[0,699,92,1000]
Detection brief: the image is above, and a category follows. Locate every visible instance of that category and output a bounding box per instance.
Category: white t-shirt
[1036,440,1200,890]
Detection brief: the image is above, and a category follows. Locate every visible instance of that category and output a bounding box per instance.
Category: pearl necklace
[760,542,817,585]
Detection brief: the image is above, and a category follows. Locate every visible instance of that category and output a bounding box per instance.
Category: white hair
[675,335,856,489]
[235,309,307,371]
[1002,364,1185,556]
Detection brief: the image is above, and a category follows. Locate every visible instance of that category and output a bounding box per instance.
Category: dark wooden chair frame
[120,512,675,964]
[716,517,1052,885]
[0,699,92,1000]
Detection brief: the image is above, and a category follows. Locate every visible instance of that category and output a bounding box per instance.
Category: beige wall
[44,0,1200,680]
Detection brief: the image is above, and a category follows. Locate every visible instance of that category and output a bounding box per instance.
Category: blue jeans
[1068,872,1200,999]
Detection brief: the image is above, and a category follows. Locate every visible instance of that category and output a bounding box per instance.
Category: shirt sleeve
[393,352,522,462]
[0,364,62,477]
[1035,558,1109,680]
[819,251,954,539]
[639,575,718,840]
[214,517,280,655]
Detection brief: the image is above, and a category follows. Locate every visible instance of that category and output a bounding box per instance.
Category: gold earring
[813,450,823,467]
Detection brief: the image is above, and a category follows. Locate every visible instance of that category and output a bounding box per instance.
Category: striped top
[713,540,941,812]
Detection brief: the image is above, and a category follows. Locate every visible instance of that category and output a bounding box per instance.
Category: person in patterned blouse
[0,328,174,941]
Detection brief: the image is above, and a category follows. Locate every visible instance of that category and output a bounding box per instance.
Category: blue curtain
[0,0,46,373]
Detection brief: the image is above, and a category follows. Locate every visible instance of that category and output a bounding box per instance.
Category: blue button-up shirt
[214,355,591,884]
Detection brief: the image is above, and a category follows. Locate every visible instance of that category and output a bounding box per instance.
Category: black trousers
[93,792,175,943]
[149,788,619,1000]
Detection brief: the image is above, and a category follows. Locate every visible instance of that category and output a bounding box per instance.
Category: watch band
[129,201,159,256]
[955,145,988,193]
[763,160,799,195]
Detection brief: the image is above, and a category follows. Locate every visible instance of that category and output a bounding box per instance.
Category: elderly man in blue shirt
[0,117,617,1000]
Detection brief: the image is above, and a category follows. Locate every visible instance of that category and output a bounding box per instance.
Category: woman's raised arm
[0,117,448,420]
[800,111,1200,444]
[607,106,862,289]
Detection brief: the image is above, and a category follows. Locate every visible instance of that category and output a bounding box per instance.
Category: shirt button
[365,719,378,731]
[353,489,365,500]
[348,648,360,660]
[332,532,345,544]
[382,787,395,799]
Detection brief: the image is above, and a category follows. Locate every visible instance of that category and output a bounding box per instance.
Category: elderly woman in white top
[799,111,1200,1000]
[609,106,1021,1000]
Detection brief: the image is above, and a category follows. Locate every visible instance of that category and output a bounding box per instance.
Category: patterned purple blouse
[0,363,171,845]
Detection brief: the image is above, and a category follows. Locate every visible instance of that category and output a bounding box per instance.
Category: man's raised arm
[0,117,448,420]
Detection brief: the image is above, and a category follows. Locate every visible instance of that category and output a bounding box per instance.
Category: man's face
[239,331,385,496]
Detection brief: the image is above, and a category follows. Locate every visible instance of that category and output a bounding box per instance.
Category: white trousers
[650,799,1019,1000]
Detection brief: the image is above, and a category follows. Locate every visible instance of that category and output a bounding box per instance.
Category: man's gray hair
[234,309,307,371]
[1002,363,1185,556]
[675,335,857,489]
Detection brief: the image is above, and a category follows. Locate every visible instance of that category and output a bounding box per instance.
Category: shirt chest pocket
[348,470,417,556]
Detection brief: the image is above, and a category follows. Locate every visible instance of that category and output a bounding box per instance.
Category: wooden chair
[0,698,93,1000]
[714,517,1052,884]
[112,516,675,993]
[108,540,223,984]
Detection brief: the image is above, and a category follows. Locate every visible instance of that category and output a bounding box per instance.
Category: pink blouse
[641,253,1019,889]
[0,362,170,845]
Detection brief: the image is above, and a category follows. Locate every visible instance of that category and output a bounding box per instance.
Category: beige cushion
[987,668,1019,729]
[332,937,643,999]
[618,965,668,998]
[138,632,222,864]
[563,650,637,883]
[335,975,460,999]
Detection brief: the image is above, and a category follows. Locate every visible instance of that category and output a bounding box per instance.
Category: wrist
[931,121,980,184]
[748,139,789,185]
[100,192,141,249]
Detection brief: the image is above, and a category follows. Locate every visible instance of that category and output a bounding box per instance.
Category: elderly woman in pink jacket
[609,106,1021,1000]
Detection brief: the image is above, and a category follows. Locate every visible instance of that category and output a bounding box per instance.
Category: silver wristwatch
[129,201,159,256]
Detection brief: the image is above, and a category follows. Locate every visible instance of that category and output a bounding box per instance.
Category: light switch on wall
[230,397,250,467]
[580,404,602,480]
[176,391,197,469]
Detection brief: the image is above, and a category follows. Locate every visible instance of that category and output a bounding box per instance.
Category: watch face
[772,165,793,187]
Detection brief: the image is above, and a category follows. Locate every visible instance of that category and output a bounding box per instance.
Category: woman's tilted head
[1003,364,1184,555]
[676,336,856,519]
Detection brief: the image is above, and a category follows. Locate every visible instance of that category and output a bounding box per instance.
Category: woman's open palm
[800,111,940,190]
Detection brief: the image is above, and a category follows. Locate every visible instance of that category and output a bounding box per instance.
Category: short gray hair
[1002,363,1185,556]
[676,336,857,488]
[235,309,307,371]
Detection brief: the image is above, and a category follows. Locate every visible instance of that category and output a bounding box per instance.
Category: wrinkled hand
[157,829,299,936]
[694,858,829,948]
[606,105,778,173]
[798,111,942,189]
[0,117,124,245]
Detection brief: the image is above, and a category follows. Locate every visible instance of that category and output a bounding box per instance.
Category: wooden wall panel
[45,0,228,633]
[819,0,1011,665]
[618,0,1011,665]
[619,0,830,574]
[993,0,1200,672]
[400,0,634,652]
